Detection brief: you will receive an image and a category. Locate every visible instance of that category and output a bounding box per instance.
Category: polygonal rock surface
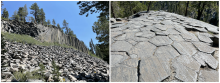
[120,58,139,67]
[111,41,132,52]
[168,34,185,42]
[113,34,126,41]
[181,32,199,42]
[149,36,173,46]
[139,56,170,82]
[135,31,155,38]
[198,70,219,82]
[172,58,197,82]
[176,55,201,72]
[164,28,180,35]
[111,52,129,67]
[129,42,156,58]
[198,33,213,43]
[172,41,197,56]
[154,45,180,61]
[111,66,138,82]
[193,52,218,69]
[192,42,215,54]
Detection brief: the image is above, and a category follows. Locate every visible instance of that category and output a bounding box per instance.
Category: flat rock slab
[111,66,138,82]
[139,56,170,82]
[198,70,219,82]
[192,42,215,54]
[181,32,199,42]
[193,52,218,69]
[154,45,180,61]
[172,41,197,56]
[198,33,213,43]
[176,55,201,72]
[111,41,132,52]
[149,36,173,46]
[113,34,126,41]
[168,34,185,42]
[120,58,139,67]
[135,31,155,38]
[172,58,197,82]
[129,42,156,58]
[111,53,129,67]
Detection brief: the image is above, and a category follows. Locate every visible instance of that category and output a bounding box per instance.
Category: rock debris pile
[111,11,219,82]
[1,41,109,82]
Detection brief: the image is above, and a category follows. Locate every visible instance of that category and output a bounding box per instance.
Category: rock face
[111,10,219,82]
[1,20,89,53]
[1,41,109,82]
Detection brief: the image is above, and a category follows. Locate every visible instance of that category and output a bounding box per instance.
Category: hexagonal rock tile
[111,41,132,52]
[192,42,215,54]
[111,52,129,67]
[149,36,173,46]
[172,41,197,56]
[168,34,185,42]
[154,24,169,31]
[154,45,180,61]
[139,56,170,82]
[198,33,213,43]
[134,37,149,42]
[126,39,138,46]
[120,58,139,67]
[198,70,219,82]
[129,41,156,58]
[161,20,175,25]
[113,34,126,41]
[176,55,201,72]
[111,66,138,82]
[135,31,155,39]
[125,32,135,39]
[172,58,197,82]
[193,52,218,69]
[164,28,180,35]
[180,32,199,42]
[111,31,124,38]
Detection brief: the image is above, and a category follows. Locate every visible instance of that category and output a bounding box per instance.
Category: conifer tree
[30,2,39,23]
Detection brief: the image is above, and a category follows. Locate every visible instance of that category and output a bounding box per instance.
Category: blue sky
[1,1,100,48]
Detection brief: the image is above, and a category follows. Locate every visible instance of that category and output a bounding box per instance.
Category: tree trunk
[111,1,116,18]
[147,1,152,12]
[197,2,206,20]
[24,17,25,23]
[185,1,189,16]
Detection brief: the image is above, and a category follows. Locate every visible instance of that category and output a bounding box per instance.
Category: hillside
[1,20,109,82]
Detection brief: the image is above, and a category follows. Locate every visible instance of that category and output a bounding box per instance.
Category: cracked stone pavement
[110,11,219,82]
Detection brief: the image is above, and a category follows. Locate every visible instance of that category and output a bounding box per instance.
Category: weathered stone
[111,54,129,67]
[149,36,173,46]
[172,41,197,56]
[135,31,155,38]
[154,45,180,61]
[180,32,199,42]
[111,41,132,52]
[176,55,201,72]
[168,34,185,42]
[198,33,213,43]
[192,42,215,54]
[193,52,218,69]
[126,39,137,45]
[198,70,219,82]
[111,66,137,82]
[129,42,156,58]
[120,58,139,67]
[139,56,170,82]
[113,33,126,41]
[172,58,197,82]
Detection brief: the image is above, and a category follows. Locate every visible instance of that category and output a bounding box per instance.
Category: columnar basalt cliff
[1,20,89,53]
[111,10,219,82]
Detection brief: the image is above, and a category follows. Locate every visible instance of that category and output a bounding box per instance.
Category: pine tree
[30,2,39,23]
[2,8,9,19]
[23,4,28,22]
[62,19,69,34]
[57,23,61,29]
[47,19,51,27]
[18,7,25,22]
[52,19,56,26]
[11,10,19,21]
[38,8,45,25]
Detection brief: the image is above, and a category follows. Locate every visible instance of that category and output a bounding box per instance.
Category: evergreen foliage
[30,2,39,23]
[2,8,9,19]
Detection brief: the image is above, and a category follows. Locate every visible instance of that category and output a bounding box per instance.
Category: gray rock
[129,41,156,58]
[172,58,197,82]
[193,52,218,69]
[172,41,197,56]
[149,36,173,46]
[111,66,137,82]
[135,31,155,38]
[139,56,170,82]
[198,33,213,43]
[176,55,201,72]
[192,42,215,54]
[111,41,132,52]
[198,70,219,82]
[168,34,185,42]
[180,32,199,42]
[154,45,180,61]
